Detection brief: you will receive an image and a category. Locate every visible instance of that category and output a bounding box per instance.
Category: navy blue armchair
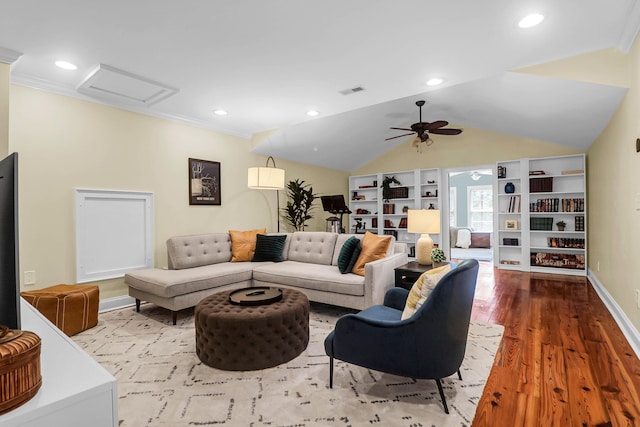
[324,258,479,413]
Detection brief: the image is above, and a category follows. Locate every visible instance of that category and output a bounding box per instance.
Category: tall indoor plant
[283,179,317,231]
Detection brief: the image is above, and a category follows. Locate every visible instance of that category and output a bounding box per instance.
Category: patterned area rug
[73,303,503,427]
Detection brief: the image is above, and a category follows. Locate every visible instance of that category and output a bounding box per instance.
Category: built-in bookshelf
[349,169,441,257]
[495,154,586,276]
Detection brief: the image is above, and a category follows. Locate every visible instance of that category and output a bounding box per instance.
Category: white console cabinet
[0,299,117,427]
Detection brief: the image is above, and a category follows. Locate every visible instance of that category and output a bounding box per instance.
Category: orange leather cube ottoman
[21,284,99,336]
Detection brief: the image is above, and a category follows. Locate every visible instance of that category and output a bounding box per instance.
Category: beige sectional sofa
[125,231,408,324]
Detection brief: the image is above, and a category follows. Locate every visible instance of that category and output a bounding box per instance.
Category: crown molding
[10,72,250,139]
[0,47,23,64]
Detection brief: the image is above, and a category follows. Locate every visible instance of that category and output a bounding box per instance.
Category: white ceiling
[2,0,639,171]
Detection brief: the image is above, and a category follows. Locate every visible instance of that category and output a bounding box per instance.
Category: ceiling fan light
[518,13,544,28]
[471,171,481,180]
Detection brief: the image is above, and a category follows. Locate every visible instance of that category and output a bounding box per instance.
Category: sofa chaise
[125,231,408,324]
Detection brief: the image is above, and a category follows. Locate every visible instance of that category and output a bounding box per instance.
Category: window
[449,187,457,226]
[468,185,493,231]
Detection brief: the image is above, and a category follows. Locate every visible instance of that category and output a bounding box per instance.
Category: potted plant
[380,176,401,202]
[431,247,446,264]
[556,220,566,231]
[282,179,317,231]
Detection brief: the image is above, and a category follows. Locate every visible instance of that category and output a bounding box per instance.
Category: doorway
[444,166,494,262]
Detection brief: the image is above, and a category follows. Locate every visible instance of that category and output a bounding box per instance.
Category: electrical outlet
[24,270,36,285]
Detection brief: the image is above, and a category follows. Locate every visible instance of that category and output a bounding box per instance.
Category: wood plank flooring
[470,263,640,427]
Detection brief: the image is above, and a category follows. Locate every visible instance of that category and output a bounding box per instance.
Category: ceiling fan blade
[429,128,463,135]
[385,133,415,141]
[390,127,413,131]
[426,120,448,130]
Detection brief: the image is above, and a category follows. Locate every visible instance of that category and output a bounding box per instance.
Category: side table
[394,261,451,290]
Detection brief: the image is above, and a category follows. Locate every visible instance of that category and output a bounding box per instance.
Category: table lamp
[407,209,441,265]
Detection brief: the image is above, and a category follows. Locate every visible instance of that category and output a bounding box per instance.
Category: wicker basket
[0,326,42,415]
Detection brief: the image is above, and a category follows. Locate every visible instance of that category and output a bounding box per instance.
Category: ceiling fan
[386,100,462,150]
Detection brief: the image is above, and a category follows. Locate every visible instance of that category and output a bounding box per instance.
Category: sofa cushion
[401,264,451,320]
[351,232,393,276]
[287,232,338,265]
[337,236,360,273]
[252,234,287,262]
[167,233,232,270]
[252,261,364,296]
[229,228,266,262]
[125,262,255,298]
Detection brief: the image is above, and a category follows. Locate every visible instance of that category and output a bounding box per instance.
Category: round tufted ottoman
[194,288,309,370]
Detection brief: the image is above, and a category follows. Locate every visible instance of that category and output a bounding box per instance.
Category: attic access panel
[77,64,178,106]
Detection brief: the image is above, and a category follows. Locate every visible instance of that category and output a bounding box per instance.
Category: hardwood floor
[470,262,640,427]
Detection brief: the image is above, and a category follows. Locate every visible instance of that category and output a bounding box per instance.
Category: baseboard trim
[99,295,136,313]
[587,268,640,359]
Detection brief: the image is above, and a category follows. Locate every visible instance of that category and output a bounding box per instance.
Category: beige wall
[587,40,640,329]
[9,85,347,299]
[0,63,9,157]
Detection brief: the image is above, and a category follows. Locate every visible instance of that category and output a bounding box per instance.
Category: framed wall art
[189,158,221,205]
[504,219,519,230]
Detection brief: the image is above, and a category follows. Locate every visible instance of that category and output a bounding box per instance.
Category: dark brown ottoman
[194,288,309,370]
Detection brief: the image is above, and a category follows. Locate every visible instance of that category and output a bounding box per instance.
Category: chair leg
[457,369,463,381]
[329,357,334,388]
[135,299,141,312]
[172,311,178,325]
[435,379,449,414]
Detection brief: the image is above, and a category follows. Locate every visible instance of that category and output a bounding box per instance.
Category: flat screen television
[0,152,20,329]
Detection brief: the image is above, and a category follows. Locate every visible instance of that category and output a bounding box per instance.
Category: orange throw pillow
[351,231,392,276]
[229,228,266,262]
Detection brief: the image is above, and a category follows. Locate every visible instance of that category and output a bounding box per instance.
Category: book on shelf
[398,217,407,228]
[561,169,584,175]
[507,195,521,213]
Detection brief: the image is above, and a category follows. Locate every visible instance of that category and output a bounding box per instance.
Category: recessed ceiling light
[213,109,228,116]
[55,60,77,70]
[518,13,544,28]
[306,110,320,117]
[426,78,444,86]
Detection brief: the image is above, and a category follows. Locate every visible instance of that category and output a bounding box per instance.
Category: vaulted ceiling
[2,1,639,171]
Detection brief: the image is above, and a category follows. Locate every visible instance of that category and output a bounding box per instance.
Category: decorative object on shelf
[354,218,365,234]
[505,219,518,230]
[430,247,446,263]
[380,176,401,202]
[503,238,519,246]
[408,209,441,265]
[504,182,515,194]
[248,156,285,230]
[425,191,433,197]
[402,205,409,213]
[497,165,506,179]
[383,203,396,214]
[427,180,436,184]
[351,192,366,200]
[398,217,408,228]
[0,325,42,415]
[282,179,317,231]
[190,158,221,206]
[428,203,435,210]
[556,220,566,231]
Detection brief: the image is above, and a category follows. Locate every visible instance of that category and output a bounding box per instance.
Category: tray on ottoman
[21,284,99,336]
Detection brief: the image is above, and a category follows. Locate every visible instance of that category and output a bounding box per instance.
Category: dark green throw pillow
[337,236,360,273]
[345,244,362,274]
[252,234,287,262]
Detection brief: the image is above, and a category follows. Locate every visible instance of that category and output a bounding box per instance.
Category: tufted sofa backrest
[287,231,338,265]
[167,233,232,269]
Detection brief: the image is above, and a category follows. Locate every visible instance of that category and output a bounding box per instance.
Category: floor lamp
[407,209,441,265]
[248,156,285,231]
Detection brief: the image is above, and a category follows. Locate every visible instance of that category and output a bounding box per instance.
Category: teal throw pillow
[252,234,287,262]
[345,244,362,273]
[337,236,360,273]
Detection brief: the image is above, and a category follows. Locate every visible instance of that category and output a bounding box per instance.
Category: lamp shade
[247,167,285,190]
[407,209,441,234]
